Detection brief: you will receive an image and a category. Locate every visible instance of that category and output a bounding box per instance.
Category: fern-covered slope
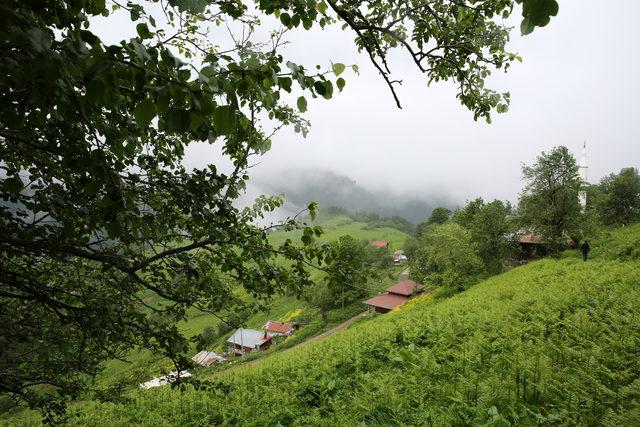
[9,257,639,426]
[591,222,640,261]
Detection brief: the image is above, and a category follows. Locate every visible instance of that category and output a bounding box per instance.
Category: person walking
[581,241,590,261]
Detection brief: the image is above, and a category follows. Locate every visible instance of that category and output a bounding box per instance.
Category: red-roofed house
[371,241,389,249]
[363,279,425,314]
[386,279,424,297]
[263,320,298,336]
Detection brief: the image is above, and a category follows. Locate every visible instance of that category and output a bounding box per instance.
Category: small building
[512,230,574,260]
[392,250,408,265]
[371,241,389,249]
[226,328,272,356]
[363,279,425,314]
[192,351,225,367]
[263,320,298,336]
[517,232,547,258]
[386,279,424,297]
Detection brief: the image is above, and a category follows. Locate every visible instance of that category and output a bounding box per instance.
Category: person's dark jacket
[581,242,590,254]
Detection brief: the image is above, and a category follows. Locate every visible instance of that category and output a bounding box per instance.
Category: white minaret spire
[578,141,588,210]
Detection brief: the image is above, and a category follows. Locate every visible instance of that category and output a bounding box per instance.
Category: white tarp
[139,370,192,389]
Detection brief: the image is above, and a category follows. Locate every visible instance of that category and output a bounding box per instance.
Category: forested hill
[8,225,640,426]
[252,169,453,223]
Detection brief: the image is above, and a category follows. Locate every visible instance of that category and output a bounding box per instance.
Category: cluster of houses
[140,242,417,390]
[188,320,299,368]
[371,240,408,265]
[140,320,298,389]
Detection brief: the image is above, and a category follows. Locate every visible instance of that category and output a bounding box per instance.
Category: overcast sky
[95,1,640,206]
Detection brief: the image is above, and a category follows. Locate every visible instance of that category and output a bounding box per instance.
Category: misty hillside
[252,169,453,223]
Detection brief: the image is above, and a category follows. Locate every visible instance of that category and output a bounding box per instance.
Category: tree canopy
[410,222,484,291]
[518,146,582,253]
[324,235,368,308]
[597,168,640,225]
[426,207,453,226]
[1,0,557,418]
[454,198,515,274]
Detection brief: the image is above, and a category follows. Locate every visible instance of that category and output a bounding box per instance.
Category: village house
[363,279,425,314]
[517,232,547,259]
[392,249,408,265]
[226,328,272,356]
[263,320,298,336]
[191,351,225,367]
[513,230,574,261]
[371,240,389,249]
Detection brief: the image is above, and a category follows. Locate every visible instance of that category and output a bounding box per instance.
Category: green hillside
[591,222,640,261]
[7,253,640,426]
[87,215,410,390]
[269,214,409,250]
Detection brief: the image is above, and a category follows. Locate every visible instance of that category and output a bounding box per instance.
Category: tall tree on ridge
[518,146,582,254]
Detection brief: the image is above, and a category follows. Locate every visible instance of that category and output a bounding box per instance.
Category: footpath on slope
[218,311,369,373]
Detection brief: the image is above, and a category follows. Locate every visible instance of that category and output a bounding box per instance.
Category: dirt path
[216,269,410,374]
[289,311,369,349]
[219,311,369,372]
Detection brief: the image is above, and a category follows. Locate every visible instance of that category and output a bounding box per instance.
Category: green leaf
[85,80,105,104]
[171,0,208,13]
[134,99,156,128]
[314,81,333,99]
[213,105,236,135]
[313,81,326,97]
[332,63,346,76]
[189,112,203,131]
[336,77,345,92]
[26,27,51,53]
[521,0,559,35]
[166,108,191,132]
[520,17,534,35]
[3,175,23,195]
[136,23,152,39]
[496,104,508,114]
[279,77,292,92]
[308,202,318,220]
[297,96,307,113]
[280,12,291,27]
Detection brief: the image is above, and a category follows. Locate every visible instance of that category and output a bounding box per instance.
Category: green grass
[269,215,409,251]
[8,255,640,426]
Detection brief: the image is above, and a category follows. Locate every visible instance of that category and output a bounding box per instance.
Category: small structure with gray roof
[226,328,272,356]
[192,351,225,367]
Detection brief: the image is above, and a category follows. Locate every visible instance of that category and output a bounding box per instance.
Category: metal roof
[519,233,545,244]
[371,241,389,247]
[192,351,225,367]
[264,320,296,334]
[226,328,271,348]
[387,279,424,296]
[363,293,410,310]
